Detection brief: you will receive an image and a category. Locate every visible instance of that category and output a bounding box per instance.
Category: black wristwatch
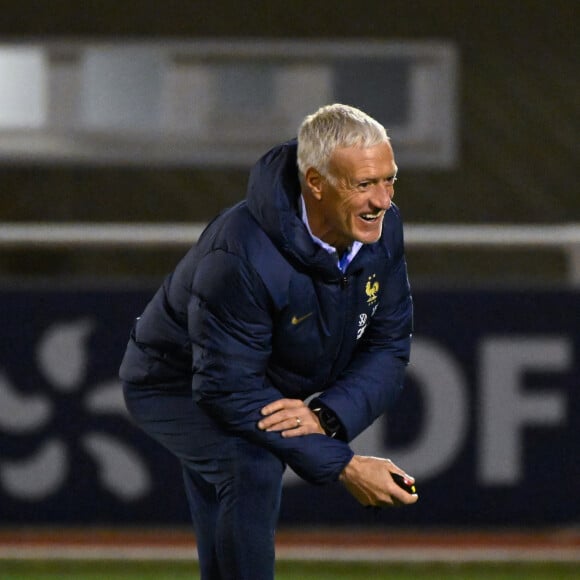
[311,405,342,438]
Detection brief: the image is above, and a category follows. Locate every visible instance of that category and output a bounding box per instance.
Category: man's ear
[305,167,324,201]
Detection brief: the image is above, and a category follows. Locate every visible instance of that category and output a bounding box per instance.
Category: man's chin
[355,228,383,245]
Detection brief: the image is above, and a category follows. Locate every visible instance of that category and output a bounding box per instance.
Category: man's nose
[372,183,393,210]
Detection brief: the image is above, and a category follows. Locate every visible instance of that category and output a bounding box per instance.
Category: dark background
[0,1,578,283]
[0,1,578,532]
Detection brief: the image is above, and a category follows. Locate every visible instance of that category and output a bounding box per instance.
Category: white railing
[1,222,580,284]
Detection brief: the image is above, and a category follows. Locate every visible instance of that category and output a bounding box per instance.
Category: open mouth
[360,212,383,223]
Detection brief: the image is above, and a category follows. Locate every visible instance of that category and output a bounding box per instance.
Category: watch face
[319,409,340,436]
[310,404,341,437]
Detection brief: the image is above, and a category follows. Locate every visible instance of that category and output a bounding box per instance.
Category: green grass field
[1,560,578,580]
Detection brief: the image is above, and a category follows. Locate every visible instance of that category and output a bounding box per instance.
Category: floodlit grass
[1,560,579,580]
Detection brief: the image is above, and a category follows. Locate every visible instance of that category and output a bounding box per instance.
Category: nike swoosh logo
[291,312,313,325]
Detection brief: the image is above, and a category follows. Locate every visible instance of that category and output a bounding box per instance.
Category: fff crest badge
[365,274,379,304]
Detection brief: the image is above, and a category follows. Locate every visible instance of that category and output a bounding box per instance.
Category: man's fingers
[341,456,419,509]
[258,413,303,432]
[261,398,305,416]
[260,401,282,416]
[385,459,415,484]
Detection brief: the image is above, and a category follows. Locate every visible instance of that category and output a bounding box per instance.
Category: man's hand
[258,398,325,437]
[339,455,418,507]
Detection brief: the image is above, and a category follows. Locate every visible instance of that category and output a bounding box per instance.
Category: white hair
[297,103,389,180]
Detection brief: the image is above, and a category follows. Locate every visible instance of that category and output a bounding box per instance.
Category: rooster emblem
[365,274,379,304]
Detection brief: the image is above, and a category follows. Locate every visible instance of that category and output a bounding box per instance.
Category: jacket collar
[246,139,386,280]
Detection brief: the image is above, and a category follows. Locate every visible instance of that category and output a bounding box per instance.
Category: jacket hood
[246,139,345,279]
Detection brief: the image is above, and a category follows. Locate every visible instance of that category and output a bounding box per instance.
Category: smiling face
[303,142,398,254]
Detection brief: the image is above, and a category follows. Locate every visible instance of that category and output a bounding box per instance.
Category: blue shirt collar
[299,195,363,273]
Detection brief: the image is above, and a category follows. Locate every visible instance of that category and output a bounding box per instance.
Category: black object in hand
[391,472,417,494]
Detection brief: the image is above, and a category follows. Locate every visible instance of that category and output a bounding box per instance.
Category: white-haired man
[121,103,417,580]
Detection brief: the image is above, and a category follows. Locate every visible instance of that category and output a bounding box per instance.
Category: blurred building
[0,1,577,285]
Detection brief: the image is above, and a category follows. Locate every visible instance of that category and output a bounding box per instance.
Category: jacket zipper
[327,274,352,382]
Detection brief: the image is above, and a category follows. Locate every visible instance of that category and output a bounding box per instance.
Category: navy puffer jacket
[120,140,413,484]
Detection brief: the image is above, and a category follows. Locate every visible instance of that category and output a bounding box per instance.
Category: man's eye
[357,181,370,189]
[386,176,398,185]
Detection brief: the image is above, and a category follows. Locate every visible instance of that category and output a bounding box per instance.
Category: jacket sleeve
[315,217,413,442]
[188,248,354,484]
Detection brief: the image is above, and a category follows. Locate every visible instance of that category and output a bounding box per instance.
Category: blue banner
[0,288,578,527]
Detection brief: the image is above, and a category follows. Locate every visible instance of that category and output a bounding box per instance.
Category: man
[120,103,417,580]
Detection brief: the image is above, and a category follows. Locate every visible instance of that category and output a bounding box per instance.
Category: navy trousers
[123,383,285,580]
